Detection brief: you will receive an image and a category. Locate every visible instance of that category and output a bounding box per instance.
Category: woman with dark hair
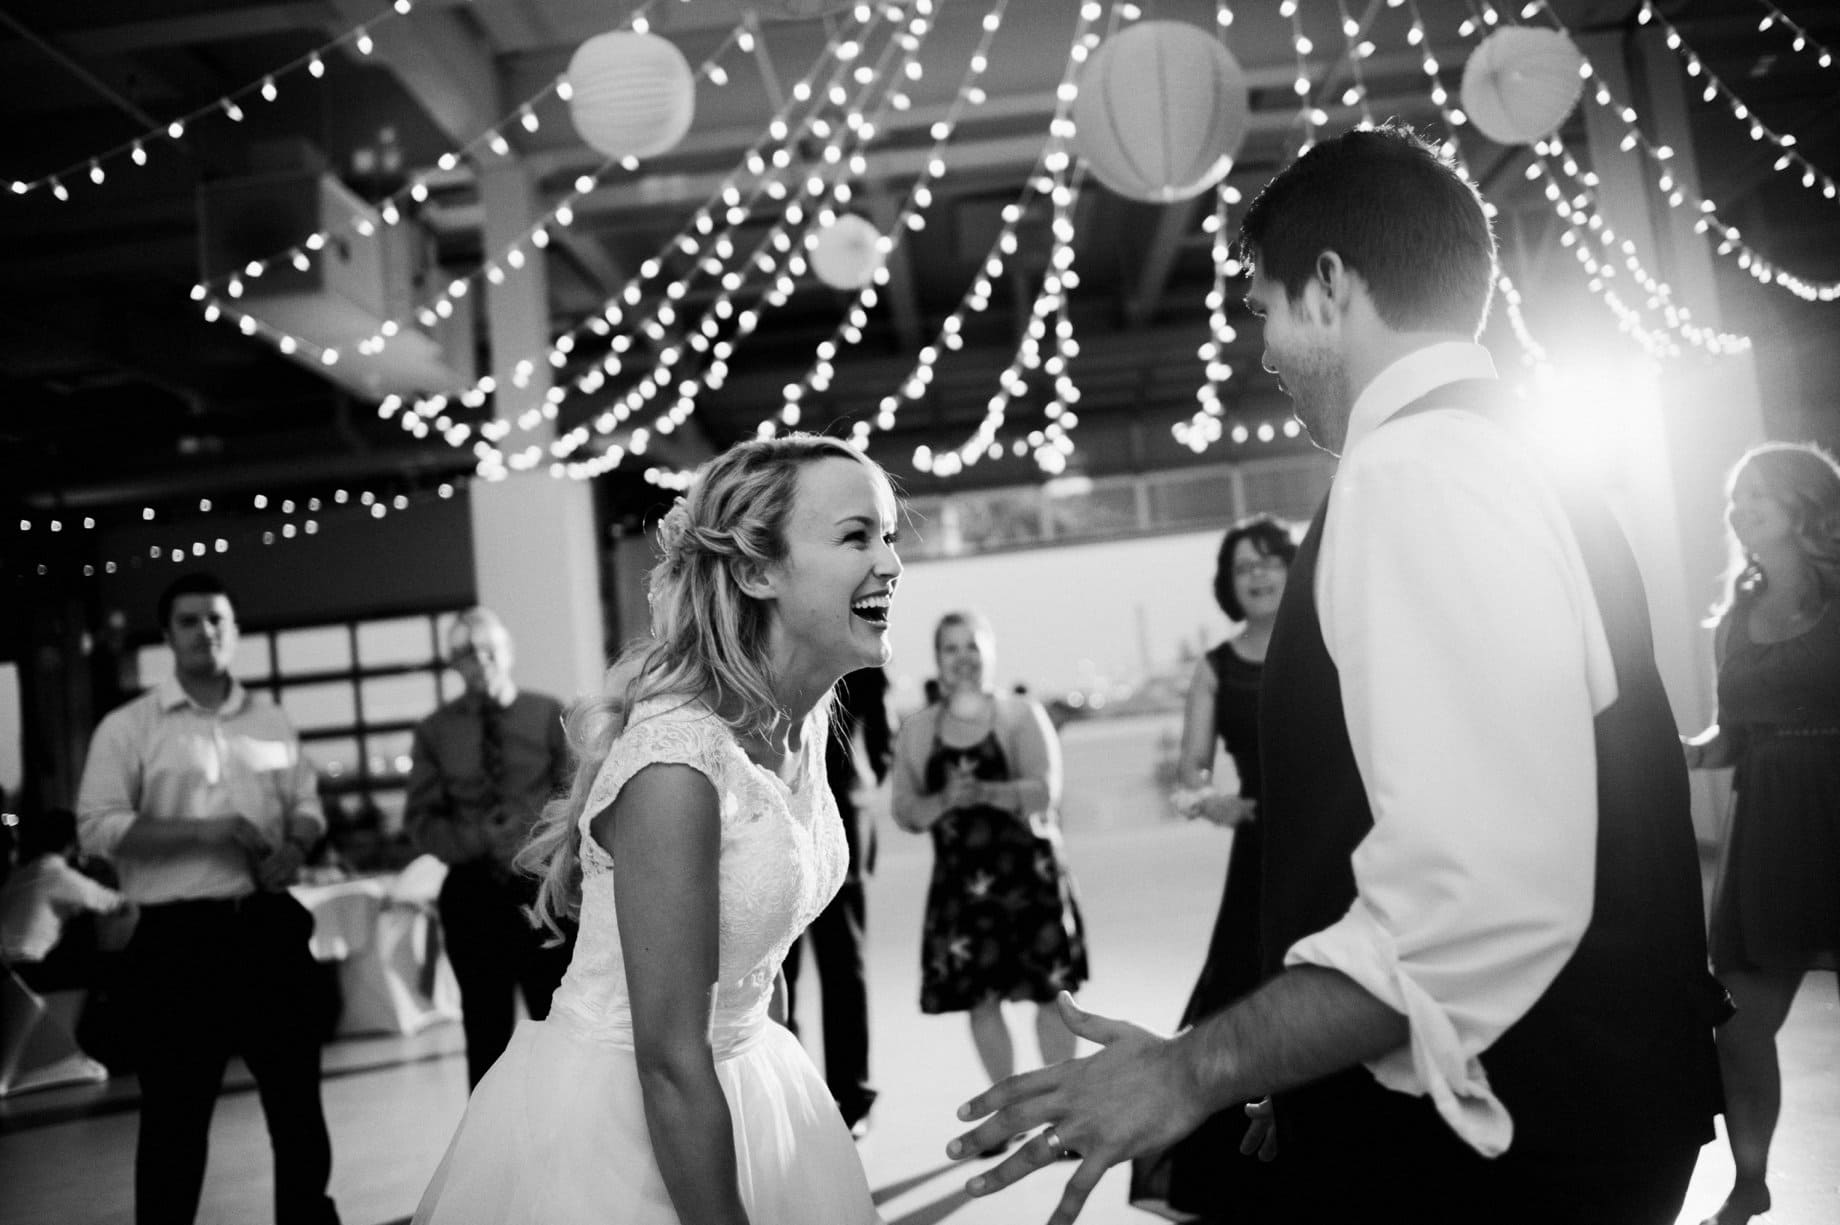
[1130,515,1293,1223]
[1684,442,1840,1225]
[414,434,900,1225]
[892,611,1089,1124]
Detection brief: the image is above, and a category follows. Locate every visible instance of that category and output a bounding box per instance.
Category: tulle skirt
[413,1015,882,1224]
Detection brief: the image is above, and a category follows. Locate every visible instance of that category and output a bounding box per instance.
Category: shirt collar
[1341,341,1498,457]
[157,673,249,716]
[469,687,518,715]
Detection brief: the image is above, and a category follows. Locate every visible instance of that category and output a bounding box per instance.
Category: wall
[884,527,1234,710]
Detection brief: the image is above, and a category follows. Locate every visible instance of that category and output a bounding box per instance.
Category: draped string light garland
[1635,1,1838,209]
[543,3,943,481]
[919,157,1087,476]
[377,6,891,468]
[807,0,1104,476]
[1508,0,1840,302]
[196,6,736,374]
[1279,0,1321,155]
[1416,0,1756,353]
[3,0,504,201]
[13,481,466,579]
[1331,0,1380,128]
[775,0,1029,448]
[1747,0,1836,73]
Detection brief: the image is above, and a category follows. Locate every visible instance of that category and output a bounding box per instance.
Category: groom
[948,126,1727,1224]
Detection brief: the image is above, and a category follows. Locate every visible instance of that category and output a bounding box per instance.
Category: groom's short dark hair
[1237,124,1497,337]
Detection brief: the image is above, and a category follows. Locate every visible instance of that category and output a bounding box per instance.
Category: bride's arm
[597,763,752,1225]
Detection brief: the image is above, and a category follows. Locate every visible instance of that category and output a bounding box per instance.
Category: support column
[1581,30,1766,846]
[471,161,606,703]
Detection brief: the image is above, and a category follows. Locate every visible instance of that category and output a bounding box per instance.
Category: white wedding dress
[413,697,882,1225]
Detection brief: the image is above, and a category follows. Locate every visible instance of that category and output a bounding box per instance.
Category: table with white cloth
[289,856,461,1036]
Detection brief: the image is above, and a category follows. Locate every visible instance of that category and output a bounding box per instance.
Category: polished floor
[2,819,1836,1225]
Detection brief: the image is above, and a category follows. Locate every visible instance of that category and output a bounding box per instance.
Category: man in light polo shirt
[78,571,340,1225]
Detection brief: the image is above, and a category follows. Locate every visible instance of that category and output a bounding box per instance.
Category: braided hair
[519,433,888,938]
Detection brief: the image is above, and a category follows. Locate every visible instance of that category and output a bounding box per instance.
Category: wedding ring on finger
[1041,1126,1077,1162]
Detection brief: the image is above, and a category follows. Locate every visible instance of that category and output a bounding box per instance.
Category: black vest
[1259,385,1726,1180]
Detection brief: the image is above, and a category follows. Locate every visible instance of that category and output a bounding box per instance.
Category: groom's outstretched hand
[947,992,1210,1225]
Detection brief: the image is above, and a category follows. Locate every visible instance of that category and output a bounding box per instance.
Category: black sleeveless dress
[1130,642,1275,1222]
[1711,599,1840,972]
[916,705,1089,1014]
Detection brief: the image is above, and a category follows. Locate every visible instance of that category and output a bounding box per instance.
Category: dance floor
[2,817,1835,1225]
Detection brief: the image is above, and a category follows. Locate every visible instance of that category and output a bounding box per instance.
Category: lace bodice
[548,697,846,1057]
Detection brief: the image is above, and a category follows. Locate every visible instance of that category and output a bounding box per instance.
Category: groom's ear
[1312,251,1353,322]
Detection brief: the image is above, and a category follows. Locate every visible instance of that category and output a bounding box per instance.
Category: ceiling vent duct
[199,167,473,400]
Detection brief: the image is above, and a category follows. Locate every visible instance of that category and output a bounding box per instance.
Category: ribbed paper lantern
[810,214,883,290]
[566,32,696,160]
[754,0,857,19]
[1460,26,1585,146]
[1072,22,1249,204]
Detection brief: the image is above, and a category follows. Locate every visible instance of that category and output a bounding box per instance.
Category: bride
[414,434,901,1224]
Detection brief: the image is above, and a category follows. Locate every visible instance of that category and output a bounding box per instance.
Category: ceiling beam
[326,0,502,145]
[1123,197,1204,330]
[862,187,923,352]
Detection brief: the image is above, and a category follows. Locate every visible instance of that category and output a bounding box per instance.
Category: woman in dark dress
[1131,515,1294,1223]
[892,611,1089,1101]
[1685,443,1840,1225]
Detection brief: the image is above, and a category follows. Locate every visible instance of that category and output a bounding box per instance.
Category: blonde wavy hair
[1711,441,1840,625]
[517,433,889,939]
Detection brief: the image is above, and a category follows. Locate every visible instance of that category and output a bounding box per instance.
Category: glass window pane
[233,633,273,682]
[1149,472,1236,531]
[275,625,351,674]
[357,616,438,668]
[1241,460,1334,524]
[360,673,440,724]
[281,682,358,731]
[136,644,173,682]
[1044,484,1139,540]
[303,735,361,781]
[364,730,416,781]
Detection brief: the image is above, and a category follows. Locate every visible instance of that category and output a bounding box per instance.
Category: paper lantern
[566,32,696,160]
[1071,22,1249,204]
[1460,26,1585,146]
[754,0,856,19]
[810,214,884,290]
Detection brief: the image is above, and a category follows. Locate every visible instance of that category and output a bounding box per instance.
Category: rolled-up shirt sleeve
[77,704,144,859]
[1286,415,1612,1156]
[279,718,327,840]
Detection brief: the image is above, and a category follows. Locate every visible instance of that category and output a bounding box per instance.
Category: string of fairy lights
[1419,0,1750,355]
[1507,0,1840,302]
[10,0,448,201]
[771,0,1019,455]
[194,3,739,378]
[1279,1,1320,156]
[15,0,1839,572]
[13,482,466,581]
[532,6,926,469]
[1635,2,1837,210]
[385,6,892,468]
[1747,0,1836,74]
[543,4,943,481]
[799,0,1103,478]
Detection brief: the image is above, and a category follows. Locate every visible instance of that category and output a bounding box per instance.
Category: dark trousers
[1276,1074,1701,1225]
[438,860,572,1087]
[783,875,876,1124]
[126,893,340,1225]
